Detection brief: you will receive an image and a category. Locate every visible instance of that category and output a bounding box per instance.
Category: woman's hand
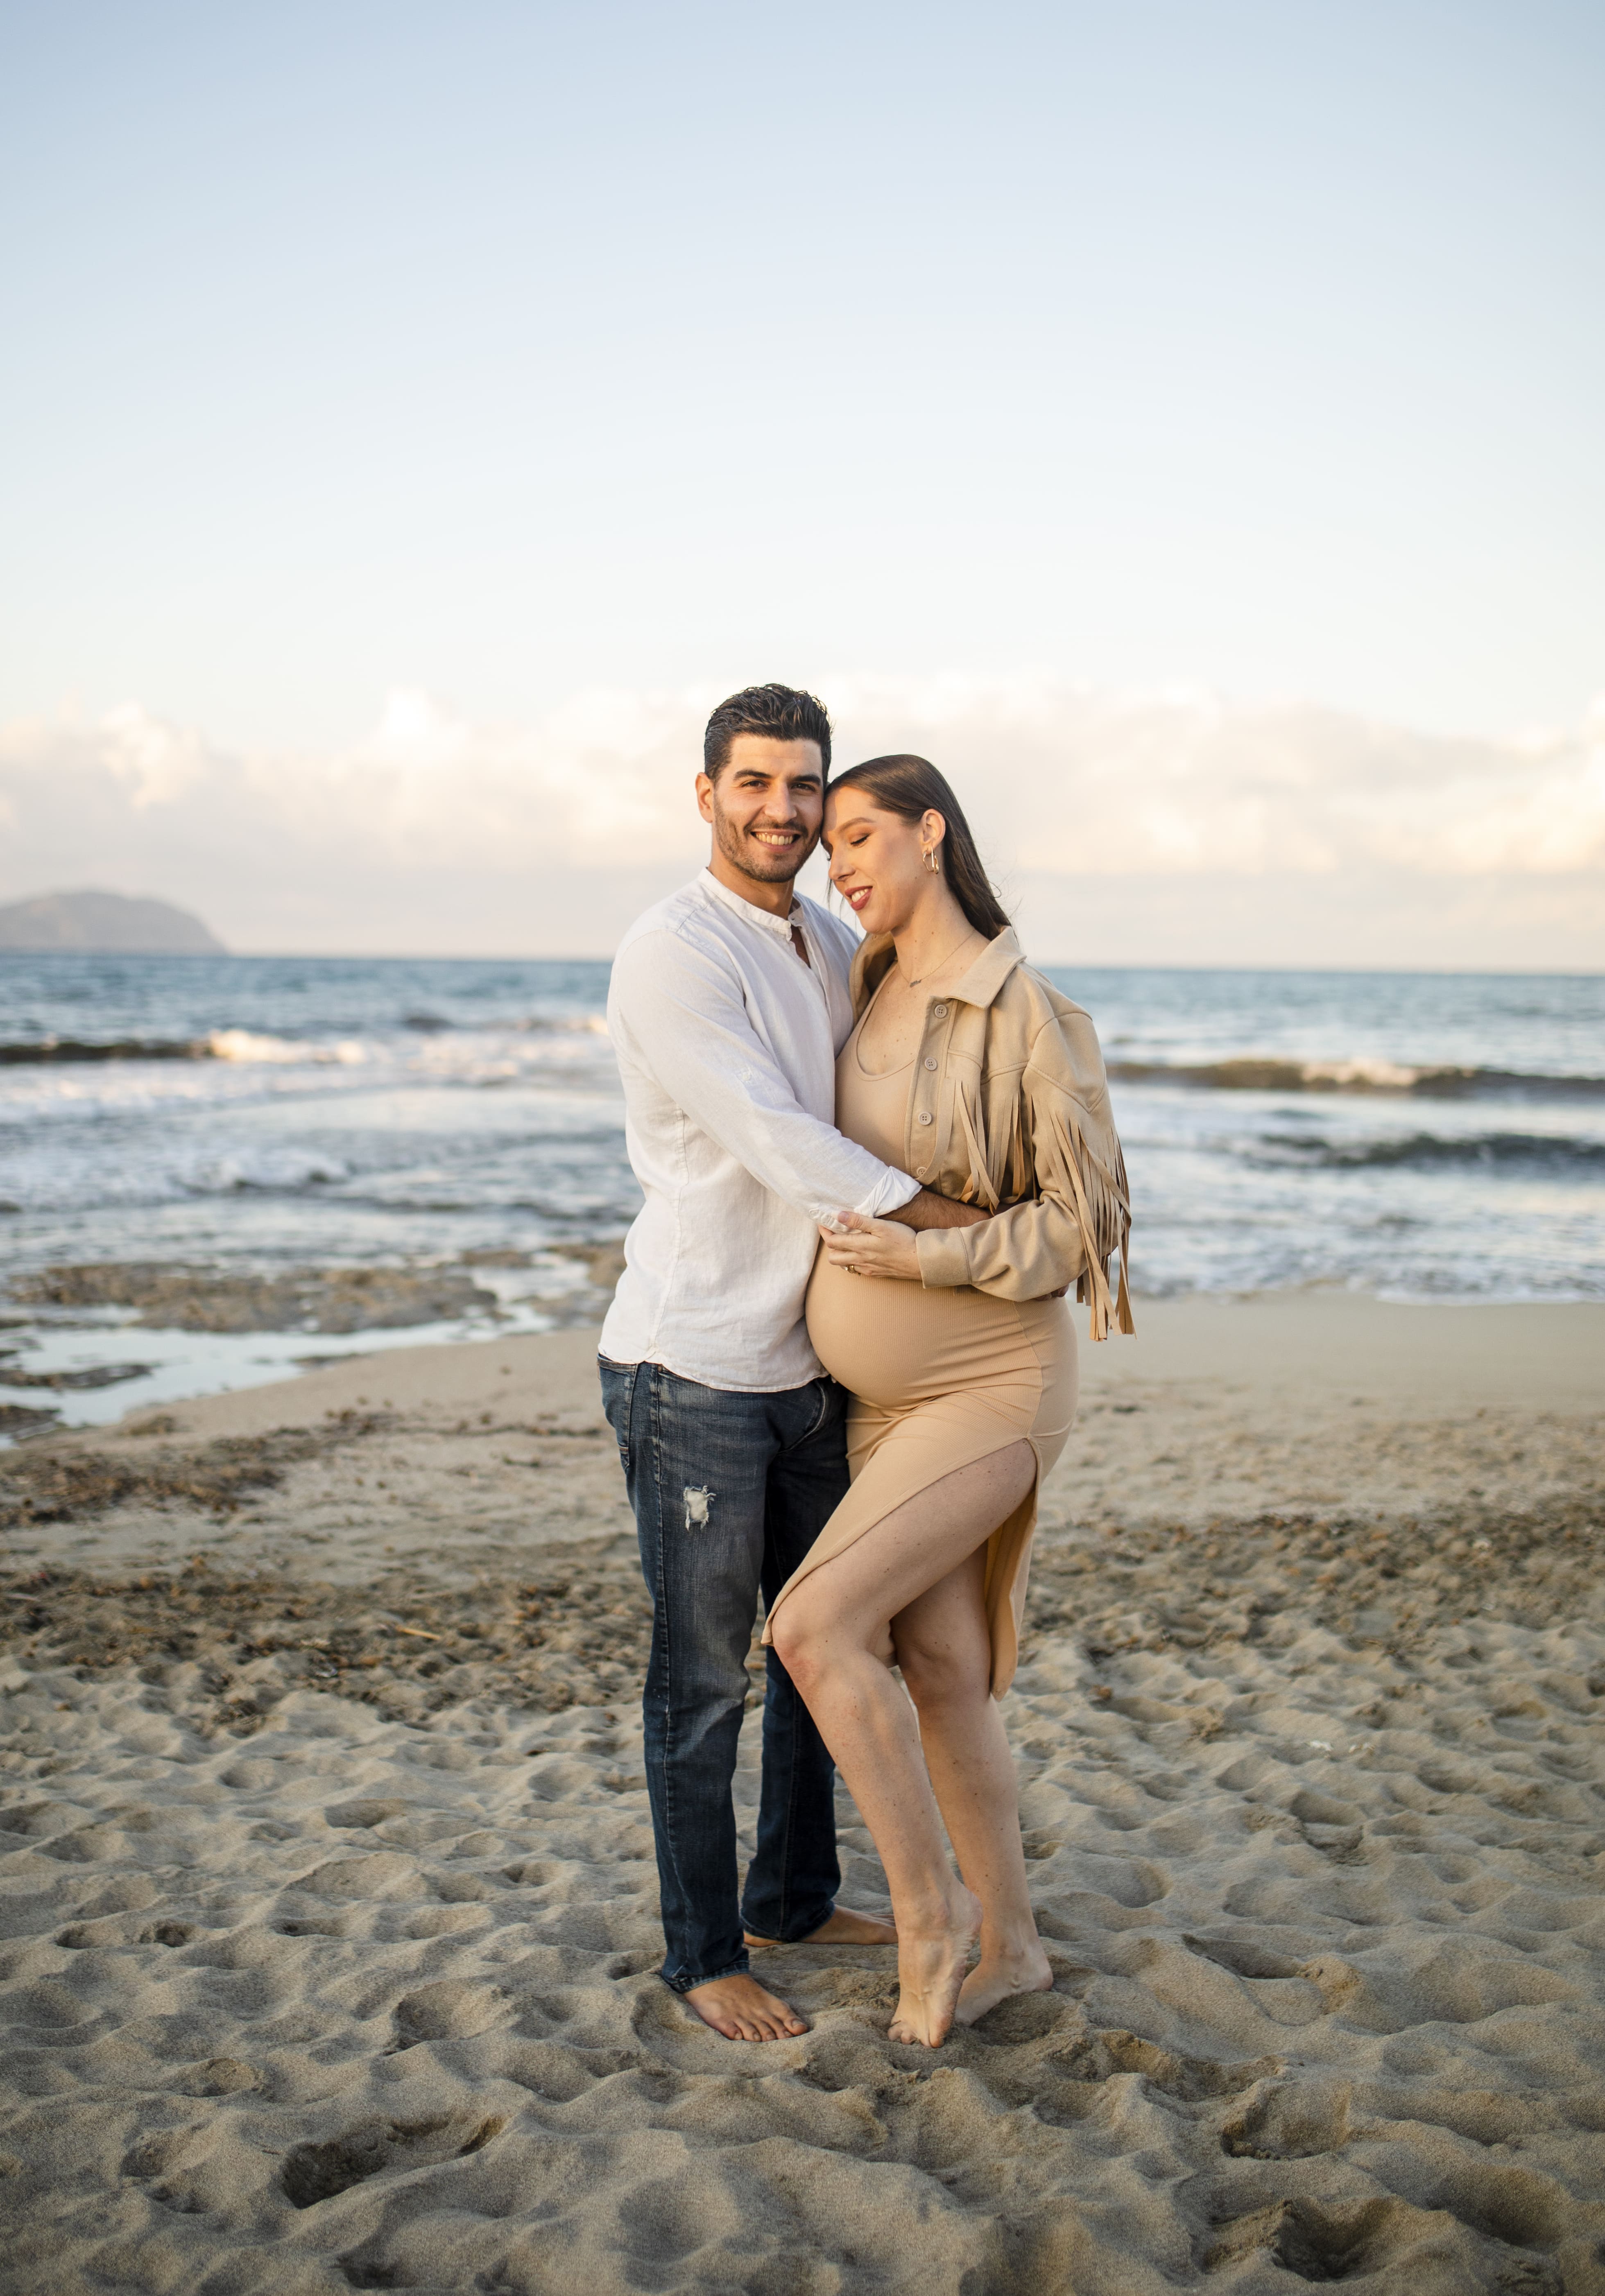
[819,1210,921,1281]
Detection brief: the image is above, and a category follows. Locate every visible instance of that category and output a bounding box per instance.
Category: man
[599,683,985,2042]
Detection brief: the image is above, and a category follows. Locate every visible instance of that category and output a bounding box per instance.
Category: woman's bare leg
[767,1441,1036,2046]
[891,1553,1053,2022]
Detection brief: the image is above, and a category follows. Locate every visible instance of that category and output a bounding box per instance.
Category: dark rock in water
[546,1240,627,1290]
[0,889,225,953]
[0,1404,61,1439]
[7,1262,500,1335]
[0,1362,153,1391]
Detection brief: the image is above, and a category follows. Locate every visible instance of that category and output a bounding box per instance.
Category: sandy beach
[2,1292,1603,2294]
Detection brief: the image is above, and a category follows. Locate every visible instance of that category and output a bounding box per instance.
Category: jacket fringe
[954,1088,1001,1211]
[1044,1103,1135,1342]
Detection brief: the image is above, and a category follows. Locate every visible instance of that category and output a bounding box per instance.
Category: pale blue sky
[3,0,1601,749]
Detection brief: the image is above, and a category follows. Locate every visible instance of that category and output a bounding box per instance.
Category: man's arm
[611,931,921,1223]
[887,1188,988,1231]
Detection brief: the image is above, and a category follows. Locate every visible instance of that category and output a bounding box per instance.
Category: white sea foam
[208,1027,369,1064]
[1299,1057,1426,1090]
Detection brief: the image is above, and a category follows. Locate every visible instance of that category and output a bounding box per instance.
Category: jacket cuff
[916,1226,973,1290]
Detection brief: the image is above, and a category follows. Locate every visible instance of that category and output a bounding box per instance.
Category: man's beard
[711,802,816,884]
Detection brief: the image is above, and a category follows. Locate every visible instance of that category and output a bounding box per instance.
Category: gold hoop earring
[924,847,939,874]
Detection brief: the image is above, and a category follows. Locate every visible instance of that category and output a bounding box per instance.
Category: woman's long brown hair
[828,754,1012,941]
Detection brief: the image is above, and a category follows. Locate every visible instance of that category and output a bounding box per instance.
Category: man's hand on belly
[819,1211,921,1280]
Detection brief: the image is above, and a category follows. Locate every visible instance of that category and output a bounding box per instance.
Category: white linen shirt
[600,869,919,1391]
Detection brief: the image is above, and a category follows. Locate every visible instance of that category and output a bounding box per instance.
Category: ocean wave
[1257,1131,1605,1175]
[179,1149,352,1193]
[0,1036,208,1065]
[0,1016,612,1070]
[0,1028,367,1067]
[1109,1057,1605,1099]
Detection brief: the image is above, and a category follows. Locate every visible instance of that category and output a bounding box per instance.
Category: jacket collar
[951,927,1025,1009]
[851,925,1024,1011]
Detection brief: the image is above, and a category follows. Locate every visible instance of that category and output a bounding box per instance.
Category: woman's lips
[842,884,872,911]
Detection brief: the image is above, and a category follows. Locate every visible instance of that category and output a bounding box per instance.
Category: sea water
[2,952,1601,1433]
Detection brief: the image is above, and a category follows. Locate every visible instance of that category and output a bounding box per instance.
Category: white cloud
[97,703,213,809]
[829,676,1605,881]
[1,680,1601,966]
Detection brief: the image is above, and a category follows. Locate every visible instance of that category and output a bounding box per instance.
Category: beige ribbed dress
[763,1001,1079,1696]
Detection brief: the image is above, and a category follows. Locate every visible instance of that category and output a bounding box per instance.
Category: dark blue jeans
[598,1357,848,1993]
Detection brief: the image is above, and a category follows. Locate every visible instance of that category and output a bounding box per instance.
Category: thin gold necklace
[896,924,980,989]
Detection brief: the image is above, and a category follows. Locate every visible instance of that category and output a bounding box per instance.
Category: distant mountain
[0,890,226,953]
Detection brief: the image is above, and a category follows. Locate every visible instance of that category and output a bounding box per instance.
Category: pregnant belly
[806,1250,1060,1410]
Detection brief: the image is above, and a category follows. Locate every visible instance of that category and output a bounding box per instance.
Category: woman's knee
[896,1631,991,1713]
[768,1596,826,1687]
[770,1588,889,1688]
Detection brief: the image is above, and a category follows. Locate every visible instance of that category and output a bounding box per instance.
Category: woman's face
[823,792,942,937]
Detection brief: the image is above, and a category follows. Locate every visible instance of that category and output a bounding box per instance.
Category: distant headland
[0,890,226,954]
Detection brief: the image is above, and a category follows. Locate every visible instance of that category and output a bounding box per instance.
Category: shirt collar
[699,867,803,941]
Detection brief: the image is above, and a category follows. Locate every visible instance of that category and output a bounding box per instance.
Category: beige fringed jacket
[851,927,1134,1339]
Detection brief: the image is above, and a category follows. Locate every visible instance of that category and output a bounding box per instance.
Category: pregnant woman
[765,755,1132,2047]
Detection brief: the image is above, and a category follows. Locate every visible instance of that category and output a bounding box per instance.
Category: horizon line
[3,947,1602,981]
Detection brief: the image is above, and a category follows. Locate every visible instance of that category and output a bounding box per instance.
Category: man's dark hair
[703,684,832,780]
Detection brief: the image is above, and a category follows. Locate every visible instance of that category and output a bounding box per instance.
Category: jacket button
[932,1003,948,1018]
[924,1056,937,1071]
[917,1111,934,1126]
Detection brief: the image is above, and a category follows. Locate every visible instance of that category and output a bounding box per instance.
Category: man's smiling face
[697,733,826,893]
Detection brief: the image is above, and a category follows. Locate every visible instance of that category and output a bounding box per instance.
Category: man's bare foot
[954,1941,1054,2026]
[743,1905,896,1949]
[887,1887,982,2047]
[681,1973,809,2042]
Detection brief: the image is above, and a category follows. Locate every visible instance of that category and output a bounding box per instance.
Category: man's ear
[696,771,716,824]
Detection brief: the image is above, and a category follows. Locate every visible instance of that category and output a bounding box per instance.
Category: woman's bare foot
[888,1887,982,2047]
[954,1940,1054,2026]
[743,1905,896,1949]
[682,1974,809,2041]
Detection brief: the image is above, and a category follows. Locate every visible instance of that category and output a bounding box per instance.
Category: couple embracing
[599,683,1132,2049]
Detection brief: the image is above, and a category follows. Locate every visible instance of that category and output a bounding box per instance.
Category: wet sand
[1,1293,1602,2294]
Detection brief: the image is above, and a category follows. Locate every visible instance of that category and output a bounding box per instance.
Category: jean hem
[661,1958,750,1996]
[739,1898,837,1947]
